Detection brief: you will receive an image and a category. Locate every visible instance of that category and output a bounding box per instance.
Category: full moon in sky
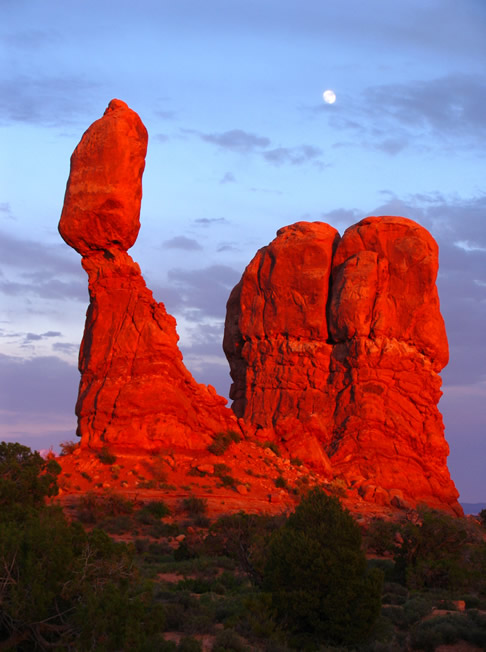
[323,89,336,104]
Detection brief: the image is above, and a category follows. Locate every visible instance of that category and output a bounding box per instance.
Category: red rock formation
[328,217,456,511]
[224,217,461,513]
[59,99,238,452]
[224,221,339,471]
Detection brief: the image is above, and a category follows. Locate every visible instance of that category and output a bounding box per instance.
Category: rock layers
[224,217,460,512]
[59,100,237,452]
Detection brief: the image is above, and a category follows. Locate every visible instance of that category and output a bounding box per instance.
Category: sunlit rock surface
[224,217,460,513]
[59,100,238,452]
[58,100,460,515]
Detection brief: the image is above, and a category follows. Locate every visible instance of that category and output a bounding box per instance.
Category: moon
[323,89,336,104]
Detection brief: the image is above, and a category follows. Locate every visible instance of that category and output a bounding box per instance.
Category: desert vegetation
[1,442,486,651]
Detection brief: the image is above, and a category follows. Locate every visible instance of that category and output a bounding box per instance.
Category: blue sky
[1,0,485,501]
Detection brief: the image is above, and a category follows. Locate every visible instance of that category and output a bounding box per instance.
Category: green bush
[0,505,163,650]
[97,445,117,465]
[182,496,208,516]
[212,628,249,651]
[208,431,241,456]
[394,506,483,592]
[262,488,383,647]
[365,518,399,556]
[144,500,171,518]
[178,636,203,652]
[262,441,281,457]
[59,440,79,455]
[410,611,486,651]
[0,442,60,519]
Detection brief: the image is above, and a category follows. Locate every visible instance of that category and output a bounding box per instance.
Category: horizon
[1,1,485,502]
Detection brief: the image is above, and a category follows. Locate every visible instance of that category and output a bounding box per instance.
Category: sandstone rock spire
[59,99,238,452]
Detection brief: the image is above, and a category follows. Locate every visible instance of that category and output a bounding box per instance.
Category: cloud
[220,172,236,184]
[315,74,486,155]
[0,229,86,302]
[1,28,60,50]
[0,203,14,220]
[191,127,326,168]
[163,236,203,251]
[0,75,99,127]
[262,144,324,167]
[52,342,79,355]
[155,109,177,121]
[167,264,241,320]
[23,331,62,344]
[193,217,229,227]
[217,242,240,253]
[0,352,78,424]
[199,128,271,152]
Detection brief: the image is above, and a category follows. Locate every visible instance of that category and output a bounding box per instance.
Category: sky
[0,0,485,502]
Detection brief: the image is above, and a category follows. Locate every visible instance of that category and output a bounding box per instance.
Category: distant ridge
[460,502,486,515]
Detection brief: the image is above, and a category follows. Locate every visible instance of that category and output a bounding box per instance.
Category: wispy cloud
[199,128,270,152]
[188,128,326,168]
[166,264,241,320]
[317,74,486,155]
[163,236,203,251]
[262,144,324,167]
[220,172,236,184]
[193,217,229,227]
[0,230,86,301]
[0,75,99,126]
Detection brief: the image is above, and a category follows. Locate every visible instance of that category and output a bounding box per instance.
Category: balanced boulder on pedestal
[59,99,238,453]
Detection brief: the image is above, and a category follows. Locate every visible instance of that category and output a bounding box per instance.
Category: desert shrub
[205,512,283,585]
[178,636,203,652]
[97,445,117,465]
[212,628,249,651]
[182,495,208,516]
[59,439,79,455]
[101,514,134,534]
[394,506,483,592]
[0,441,60,519]
[365,518,400,556]
[142,453,169,482]
[262,441,281,457]
[208,431,241,456]
[290,457,303,467]
[0,499,164,650]
[77,491,134,523]
[262,488,383,647]
[274,475,287,489]
[409,611,486,651]
[144,499,171,518]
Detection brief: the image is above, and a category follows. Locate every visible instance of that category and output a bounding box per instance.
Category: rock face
[224,217,460,512]
[224,222,339,471]
[59,99,238,452]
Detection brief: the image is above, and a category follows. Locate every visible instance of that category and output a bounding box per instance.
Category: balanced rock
[224,217,460,512]
[59,100,238,452]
